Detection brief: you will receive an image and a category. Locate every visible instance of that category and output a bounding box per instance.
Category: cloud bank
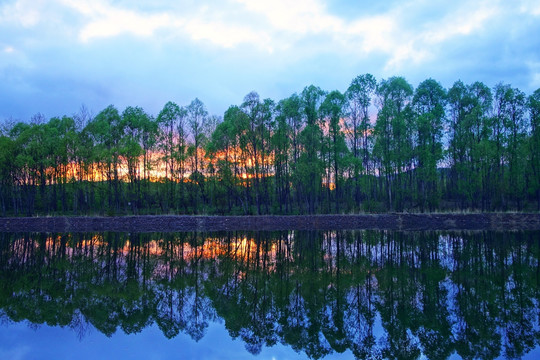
[1,0,539,120]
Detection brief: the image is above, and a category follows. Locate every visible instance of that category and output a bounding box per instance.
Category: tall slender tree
[187,98,208,213]
[412,79,446,211]
[373,77,414,210]
[345,74,377,208]
[320,90,348,212]
[274,94,302,213]
[157,101,187,211]
[504,87,527,209]
[296,85,326,213]
[528,89,540,209]
[85,105,123,212]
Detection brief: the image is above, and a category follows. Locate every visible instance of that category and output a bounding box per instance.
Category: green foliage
[373,77,414,210]
[528,89,540,209]
[413,79,446,211]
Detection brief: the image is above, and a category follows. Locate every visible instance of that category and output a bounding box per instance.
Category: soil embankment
[0,213,539,232]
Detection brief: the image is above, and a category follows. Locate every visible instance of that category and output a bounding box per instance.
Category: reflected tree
[0,230,539,359]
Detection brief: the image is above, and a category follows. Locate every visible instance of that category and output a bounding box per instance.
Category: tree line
[1,74,540,216]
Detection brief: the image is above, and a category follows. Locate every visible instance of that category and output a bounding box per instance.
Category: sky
[1,0,540,122]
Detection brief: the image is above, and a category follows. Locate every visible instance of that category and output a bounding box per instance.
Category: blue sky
[1,0,540,121]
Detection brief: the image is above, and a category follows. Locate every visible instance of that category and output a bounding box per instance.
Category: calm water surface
[1,230,539,359]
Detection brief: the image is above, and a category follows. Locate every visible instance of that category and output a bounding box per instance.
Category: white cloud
[235,0,341,35]
[0,43,32,70]
[0,0,505,68]
[346,16,396,54]
[227,0,503,69]
[59,0,273,50]
[385,42,431,71]
[423,4,498,43]
[519,0,540,16]
[378,1,502,70]
[0,0,43,27]
[58,0,171,42]
[79,11,170,42]
[184,19,273,51]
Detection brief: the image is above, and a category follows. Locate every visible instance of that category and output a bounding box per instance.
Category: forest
[1,74,539,216]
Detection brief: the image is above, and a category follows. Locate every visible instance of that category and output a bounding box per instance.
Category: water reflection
[0,230,539,359]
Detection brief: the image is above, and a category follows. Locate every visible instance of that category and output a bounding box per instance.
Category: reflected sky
[2,321,539,360]
[0,321,334,360]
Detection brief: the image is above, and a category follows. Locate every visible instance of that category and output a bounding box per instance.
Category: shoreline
[0,213,539,232]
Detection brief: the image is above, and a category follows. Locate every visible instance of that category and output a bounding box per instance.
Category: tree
[320,90,348,212]
[121,106,150,212]
[241,92,264,214]
[447,81,492,210]
[157,101,187,211]
[528,89,540,209]
[373,77,414,211]
[0,134,15,216]
[274,94,301,213]
[467,81,493,210]
[187,98,208,213]
[446,81,468,208]
[85,105,123,212]
[503,87,527,209]
[138,112,159,211]
[345,74,377,208]
[296,85,326,213]
[412,79,446,211]
[9,121,47,215]
[218,105,251,213]
[47,115,79,213]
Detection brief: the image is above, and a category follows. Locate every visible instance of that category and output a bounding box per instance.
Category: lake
[1,230,539,359]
